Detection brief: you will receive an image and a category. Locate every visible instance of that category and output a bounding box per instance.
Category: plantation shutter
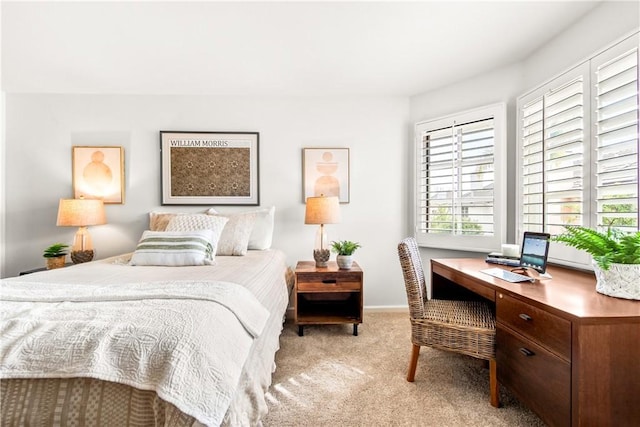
[415,104,506,252]
[521,77,586,235]
[594,47,639,232]
[518,33,639,269]
[521,97,545,232]
[543,78,586,233]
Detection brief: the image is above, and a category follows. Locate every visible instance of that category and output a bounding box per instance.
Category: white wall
[523,1,640,92]
[407,1,639,277]
[3,94,411,307]
[0,92,5,279]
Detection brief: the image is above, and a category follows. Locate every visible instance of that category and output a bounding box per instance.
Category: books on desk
[485,252,520,267]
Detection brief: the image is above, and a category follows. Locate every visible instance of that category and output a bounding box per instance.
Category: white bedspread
[0,279,270,427]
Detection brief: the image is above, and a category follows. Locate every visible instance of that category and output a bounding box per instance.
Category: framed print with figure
[72,146,125,204]
[303,147,350,203]
[160,131,259,205]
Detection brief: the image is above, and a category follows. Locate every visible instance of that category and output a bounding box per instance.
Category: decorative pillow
[165,214,229,256]
[149,211,207,231]
[130,230,215,266]
[207,206,275,250]
[206,211,257,256]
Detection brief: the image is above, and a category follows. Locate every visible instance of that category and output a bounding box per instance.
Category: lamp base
[71,250,94,264]
[313,249,330,268]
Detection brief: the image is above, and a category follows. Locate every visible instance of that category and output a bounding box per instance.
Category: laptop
[482,231,551,283]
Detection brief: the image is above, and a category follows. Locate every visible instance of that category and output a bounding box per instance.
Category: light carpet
[263,311,545,427]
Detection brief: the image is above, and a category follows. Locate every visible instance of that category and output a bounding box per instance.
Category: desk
[431,258,640,427]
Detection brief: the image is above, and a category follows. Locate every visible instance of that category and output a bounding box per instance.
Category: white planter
[336,255,354,270]
[592,261,640,300]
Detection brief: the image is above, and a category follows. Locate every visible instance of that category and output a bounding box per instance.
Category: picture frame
[72,146,125,204]
[303,147,350,203]
[160,131,259,205]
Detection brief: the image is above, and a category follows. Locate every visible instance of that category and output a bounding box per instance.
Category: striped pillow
[130,230,215,266]
[165,214,229,257]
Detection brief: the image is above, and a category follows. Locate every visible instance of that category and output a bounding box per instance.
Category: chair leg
[489,358,499,408]
[407,344,420,382]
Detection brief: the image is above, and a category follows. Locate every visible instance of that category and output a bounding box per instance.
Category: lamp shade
[305,196,340,225]
[56,198,107,227]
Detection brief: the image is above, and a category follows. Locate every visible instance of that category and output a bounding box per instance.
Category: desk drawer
[497,325,570,427]
[497,293,571,360]
[297,277,361,292]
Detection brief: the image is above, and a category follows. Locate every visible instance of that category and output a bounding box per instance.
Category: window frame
[516,33,639,270]
[414,102,507,252]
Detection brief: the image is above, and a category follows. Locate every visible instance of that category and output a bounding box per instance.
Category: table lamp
[305,195,340,267]
[56,197,107,263]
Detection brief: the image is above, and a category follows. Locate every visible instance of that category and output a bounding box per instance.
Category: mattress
[0,249,291,427]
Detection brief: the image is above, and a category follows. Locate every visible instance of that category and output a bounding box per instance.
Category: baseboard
[363,305,408,313]
[284,305,408,318]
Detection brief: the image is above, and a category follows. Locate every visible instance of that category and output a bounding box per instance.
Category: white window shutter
[543,77,586,235]
[594,47,639,232]
[517,33,639,270]
[415,103,506,252]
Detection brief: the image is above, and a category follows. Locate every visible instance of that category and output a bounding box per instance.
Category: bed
[1,209,291,427]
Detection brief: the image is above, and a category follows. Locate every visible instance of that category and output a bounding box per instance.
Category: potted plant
[552,225,640,300]
[330,240,362,270]
[43,243,69,270]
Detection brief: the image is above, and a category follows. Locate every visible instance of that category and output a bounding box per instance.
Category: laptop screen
[519,232,551,273]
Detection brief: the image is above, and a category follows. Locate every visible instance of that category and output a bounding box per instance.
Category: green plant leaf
[43,243,69,258]
[330,240,362,255]
[551,226,640,270]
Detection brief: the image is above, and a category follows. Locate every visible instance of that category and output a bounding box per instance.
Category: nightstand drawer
[297,278,361,292]
[497,292,571,360]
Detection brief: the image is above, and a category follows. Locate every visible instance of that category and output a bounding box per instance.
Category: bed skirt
[1,377,202,427]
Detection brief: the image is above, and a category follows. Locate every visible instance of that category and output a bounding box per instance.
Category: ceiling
[1,1,602,96]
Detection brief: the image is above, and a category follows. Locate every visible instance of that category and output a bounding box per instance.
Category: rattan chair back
[397,237,427,320]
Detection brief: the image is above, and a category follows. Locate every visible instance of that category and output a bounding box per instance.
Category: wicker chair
[397,237,499,407]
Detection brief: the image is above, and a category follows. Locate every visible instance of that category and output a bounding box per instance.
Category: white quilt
[0,279,270,427]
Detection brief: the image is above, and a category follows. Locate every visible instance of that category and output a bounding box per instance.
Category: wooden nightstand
[19,264,72,275]
[294,260,363,336]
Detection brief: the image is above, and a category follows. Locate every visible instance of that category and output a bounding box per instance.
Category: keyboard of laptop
[481,268,535,283]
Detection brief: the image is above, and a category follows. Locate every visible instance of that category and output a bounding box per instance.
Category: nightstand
[294,260,363,336]
[19,264,72,275]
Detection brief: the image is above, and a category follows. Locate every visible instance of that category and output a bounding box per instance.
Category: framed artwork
[160,131,259,205]
[303,147,350,203]
[72,146,125,204]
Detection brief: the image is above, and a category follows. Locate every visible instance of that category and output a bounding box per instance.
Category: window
[517,34,639,269]
[414,103,506,252]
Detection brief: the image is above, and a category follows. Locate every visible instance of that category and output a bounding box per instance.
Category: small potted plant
[552,225,640,300]
[43,243,69,270]
[330,240,362,270]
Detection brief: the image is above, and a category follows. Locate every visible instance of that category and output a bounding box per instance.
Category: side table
[20,264,73,275]
[294,260,363,336]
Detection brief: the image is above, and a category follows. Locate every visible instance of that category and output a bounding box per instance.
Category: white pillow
[206,211,257,256]
[165,214,229,256]
[207,206,275,250]
[149,212,178,231]
[148,211,207,231]
[130,230,215,266]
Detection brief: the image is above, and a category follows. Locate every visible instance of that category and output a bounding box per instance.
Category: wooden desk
[431,258,640,427]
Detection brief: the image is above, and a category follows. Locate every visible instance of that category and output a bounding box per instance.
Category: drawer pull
[322,279,337,284]
[519,313,533,321]
[519,347,535,357]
